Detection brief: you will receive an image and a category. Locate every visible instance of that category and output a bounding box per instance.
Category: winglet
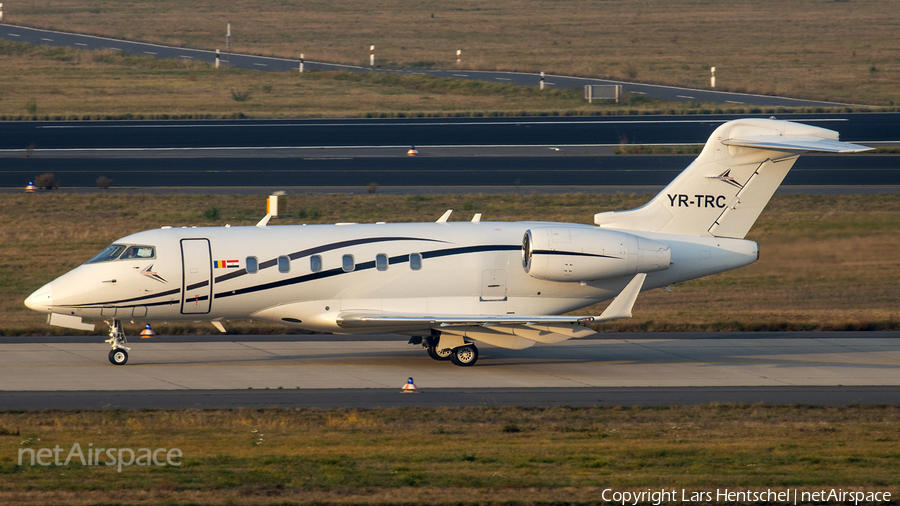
[211,320,227,333]
[596,273,647,322]
[256,214,273,227]
[436,210,453,223]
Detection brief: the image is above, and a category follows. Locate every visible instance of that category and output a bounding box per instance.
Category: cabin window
[376,254,388,271]
[85,244,127,264]
[119,245,156,260]
[278,256,290,273]
[246,256,258,274]
[409,253,422,271]
[310,255,322,273]
[342,254,355,272]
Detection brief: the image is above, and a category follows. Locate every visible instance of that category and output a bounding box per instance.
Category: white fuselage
[26,220,757,334]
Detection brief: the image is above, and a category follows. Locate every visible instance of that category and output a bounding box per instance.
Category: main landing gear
[449,344,478,366]
[104,319,130,365]
[420,336,479,366]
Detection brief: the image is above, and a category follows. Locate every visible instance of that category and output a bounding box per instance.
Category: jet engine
[522,227,670,282]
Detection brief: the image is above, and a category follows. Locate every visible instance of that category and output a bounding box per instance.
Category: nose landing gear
[104,319,131,365]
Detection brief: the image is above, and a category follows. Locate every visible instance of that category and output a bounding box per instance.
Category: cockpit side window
[119,245,156,260]
[85,244,127,264]
[85,244,156,264]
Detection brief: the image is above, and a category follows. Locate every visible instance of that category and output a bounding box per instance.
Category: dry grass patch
[0,406,898,504]
[0,40,686,119]
[7,0,900,105]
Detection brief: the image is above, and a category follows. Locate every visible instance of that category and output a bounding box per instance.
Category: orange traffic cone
[140,324,156,338]
[406,146,418,156]
[401,377,418,393]
[25,181,35,193]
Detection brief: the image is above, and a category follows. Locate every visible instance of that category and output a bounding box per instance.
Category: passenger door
[181,239,212,314]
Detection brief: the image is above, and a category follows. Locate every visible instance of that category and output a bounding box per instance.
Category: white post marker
[0,4,4,23]
[711,66,716,88]
[370,45,375,66]
[215,49,220,69]
[456,49,461,64]
[267,194,279,217]
[226,22,231,69]
[299,53,304,73]
[540,71,545,91]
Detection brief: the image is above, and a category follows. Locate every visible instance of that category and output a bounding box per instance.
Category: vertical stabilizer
[594,119,870,238]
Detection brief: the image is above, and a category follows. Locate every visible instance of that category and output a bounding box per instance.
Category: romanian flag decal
[214,260,240,269]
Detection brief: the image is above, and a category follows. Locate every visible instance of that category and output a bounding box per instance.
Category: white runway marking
[253,63,267,66]
[677,95,695,99]
[75,43,87,46]
[144,51,157,55]
[727,100,744,104]
[40,38,53,41]
[7,33,20,37]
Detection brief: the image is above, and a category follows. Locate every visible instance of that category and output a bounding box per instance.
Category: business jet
[25,118,869,366]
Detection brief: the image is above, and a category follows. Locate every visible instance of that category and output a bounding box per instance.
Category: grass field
[2,192,898,336]
[7,0,900,106]
[2,40,655,119]
[0,405,898,505]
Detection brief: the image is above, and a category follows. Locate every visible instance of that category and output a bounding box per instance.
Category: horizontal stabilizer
[722,135,871,153]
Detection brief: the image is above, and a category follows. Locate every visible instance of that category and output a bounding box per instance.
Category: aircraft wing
[336,273,647,349]
[337,313,598,327]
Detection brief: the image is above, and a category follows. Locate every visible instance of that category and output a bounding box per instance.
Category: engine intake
[523,227,670,282]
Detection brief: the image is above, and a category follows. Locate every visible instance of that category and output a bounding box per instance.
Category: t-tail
[594,118,871,238]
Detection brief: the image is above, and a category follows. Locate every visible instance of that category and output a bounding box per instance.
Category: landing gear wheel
[427,344,453,361]
[104,319,131,365]
[449,344,478,366]
[108,348,128,365]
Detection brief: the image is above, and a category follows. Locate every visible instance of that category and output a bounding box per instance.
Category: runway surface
[0,24,853,107]
[2,114,896,150]
[3,154,898,188]
[1,332,898,409]
[1,114,897,191]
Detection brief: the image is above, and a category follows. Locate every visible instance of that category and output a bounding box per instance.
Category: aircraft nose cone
[25,283,53,312]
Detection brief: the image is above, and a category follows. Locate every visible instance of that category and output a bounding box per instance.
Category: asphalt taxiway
[1,332,897,409]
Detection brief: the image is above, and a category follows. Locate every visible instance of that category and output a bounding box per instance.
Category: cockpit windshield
[85,244,155,264]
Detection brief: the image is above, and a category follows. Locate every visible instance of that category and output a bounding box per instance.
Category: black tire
[426,344,453,361]
[109,348,128,365]
[450,344,478,366]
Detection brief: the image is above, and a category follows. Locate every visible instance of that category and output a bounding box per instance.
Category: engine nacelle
[522,227,670,282]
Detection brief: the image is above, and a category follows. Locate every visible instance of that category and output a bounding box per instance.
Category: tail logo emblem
[709,169,744,189]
